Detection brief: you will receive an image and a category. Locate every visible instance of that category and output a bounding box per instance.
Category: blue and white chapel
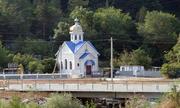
[56,18,99,78]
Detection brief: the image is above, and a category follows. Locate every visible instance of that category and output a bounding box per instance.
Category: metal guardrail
[0,74,68,80]
[0,73,104,80]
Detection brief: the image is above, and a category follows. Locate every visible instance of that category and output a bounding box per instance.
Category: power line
[0,38,178,44]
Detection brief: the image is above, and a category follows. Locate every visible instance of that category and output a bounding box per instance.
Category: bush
[125,95,152,108]
[157,85,180,108]
[28,60,44,73]
[0,42,11,68]
[0,93,83,108]
[13,53,36,72]
[8,96,26,108]
[41,58,55,73]
[114,48,152,68]
[0,99,8,108]
[26,102,41,108]
[44,93,82,108]
[160,63,180,78]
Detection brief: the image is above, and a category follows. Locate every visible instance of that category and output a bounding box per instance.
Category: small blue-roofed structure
[56,18,99,78]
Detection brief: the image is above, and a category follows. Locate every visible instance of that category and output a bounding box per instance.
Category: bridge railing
[0,73,104,80]
[1,79,179,93]
[0,73,68,80]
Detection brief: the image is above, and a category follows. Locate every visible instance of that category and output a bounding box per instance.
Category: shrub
[8,96,26,108]
[41,58,55,73]
[44,93,82,108]
[157,85,180,108]
[160,63,180,78]
[125,95,152,108]
[28,60,45,73]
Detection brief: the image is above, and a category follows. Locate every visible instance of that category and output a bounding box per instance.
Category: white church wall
[58,43,75,75]
[75,42,99,76]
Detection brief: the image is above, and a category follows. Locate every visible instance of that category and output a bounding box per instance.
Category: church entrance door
[86,65,92,75]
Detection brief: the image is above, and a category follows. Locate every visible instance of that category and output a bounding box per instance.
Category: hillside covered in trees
[0,0,180,77]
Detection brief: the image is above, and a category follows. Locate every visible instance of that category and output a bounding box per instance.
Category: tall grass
[0,93,83,108]
[157,85,180,108]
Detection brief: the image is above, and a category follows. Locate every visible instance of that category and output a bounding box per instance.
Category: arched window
[71,35,73,40]
[61,61,63,69]
[75,35,77,40]
[70,61,72,70]
[65,59,67,69]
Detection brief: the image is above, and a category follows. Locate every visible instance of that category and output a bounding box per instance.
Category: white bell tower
[69,18,84,43]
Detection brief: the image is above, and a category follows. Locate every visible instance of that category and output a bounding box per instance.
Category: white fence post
[35,80,37,90]
[63,81,65,90]
[77,81,79,90]
[156,82,159,91]
[126,81,128,91]
[21,79,23,90]
[49,80,51,90]
[142,81,143,91]
[92,82,94,90]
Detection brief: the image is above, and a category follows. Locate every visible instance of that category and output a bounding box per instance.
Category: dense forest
[0,0,180,77]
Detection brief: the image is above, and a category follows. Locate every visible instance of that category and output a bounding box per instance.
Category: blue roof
[79,52,90,59]
[65,41,85,53]
[65,41,99,55]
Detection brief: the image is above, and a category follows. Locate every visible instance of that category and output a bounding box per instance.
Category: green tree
[13,53,36,72]
[165,36,180,63]
[138,11,180,51]
[161,63,180,78]
[53,21,70,39]
[13,37,51,57]
[138,11,180,66]
[22,38,51,57]
[68,0,89,10]
[114,50,132,67]
[161,37,180,78]
[93,7,134,59]
[131,48,152,68]
[32,0,62,39]
[93,7,132,39]
[115,0,162,18]
[42,58,55,73]
[28,60,44,73]
[0,0,33,40]
[0,42,10,68]
[115,48,152,68]
[70,6,94,33]
[53,21,70,50]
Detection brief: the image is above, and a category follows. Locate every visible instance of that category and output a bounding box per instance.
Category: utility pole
[110,37,113,81]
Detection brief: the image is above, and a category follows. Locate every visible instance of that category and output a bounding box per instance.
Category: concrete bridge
[1,78,179,99]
